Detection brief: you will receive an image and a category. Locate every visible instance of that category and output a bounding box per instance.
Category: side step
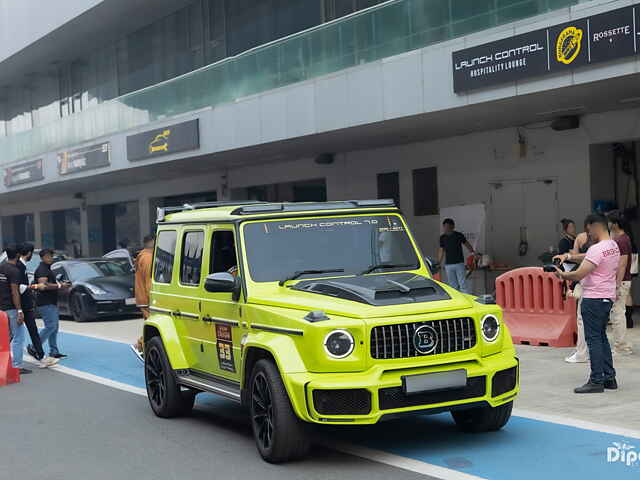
[176,370,242,403]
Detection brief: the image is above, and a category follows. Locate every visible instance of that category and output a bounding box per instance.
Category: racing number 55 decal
[215,324,236,373]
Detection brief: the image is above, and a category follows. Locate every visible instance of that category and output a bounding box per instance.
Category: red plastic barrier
[495,267,577,347]
[0,311,20,386]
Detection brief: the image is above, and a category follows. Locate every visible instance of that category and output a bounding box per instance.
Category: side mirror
[205,272,241,300]
[424,256,440,274]
[55,273,64,282]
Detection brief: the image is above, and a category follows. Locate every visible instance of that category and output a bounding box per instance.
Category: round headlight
[481,314,500,342]
[324,330,354,359]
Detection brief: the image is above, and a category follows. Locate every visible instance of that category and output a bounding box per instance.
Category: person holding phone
[29,249,70,360]
[554,214,620,394]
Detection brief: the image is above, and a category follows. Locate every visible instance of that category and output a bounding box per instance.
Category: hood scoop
[291,273,451,306]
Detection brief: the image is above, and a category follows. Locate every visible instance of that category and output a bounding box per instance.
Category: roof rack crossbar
[157,201,267,222]
[231,199,397,216]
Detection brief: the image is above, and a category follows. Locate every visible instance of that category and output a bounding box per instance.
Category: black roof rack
[157,199,397,222]
[230,199,397,215]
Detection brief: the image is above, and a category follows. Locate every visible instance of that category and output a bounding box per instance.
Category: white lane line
[44,362,484,480]
[325,441,487,480]
[514,408,640,439]
[47,364,147,397]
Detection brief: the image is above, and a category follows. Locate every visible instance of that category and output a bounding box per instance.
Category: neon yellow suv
[143,200,519,463]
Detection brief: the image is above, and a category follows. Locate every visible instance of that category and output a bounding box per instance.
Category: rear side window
[154,230,177,283]
[180,231,204,285]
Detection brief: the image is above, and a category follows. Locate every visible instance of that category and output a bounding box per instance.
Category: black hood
[80,275,134,295]
[291,273,450,306]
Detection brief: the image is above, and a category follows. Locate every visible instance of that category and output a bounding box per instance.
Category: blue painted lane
[52,331,639,479]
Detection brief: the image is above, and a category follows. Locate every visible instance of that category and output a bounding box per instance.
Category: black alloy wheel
[146,346,167,412]
[252,371,274,451]
[70,292,92,322]
[144,336,195,418]
[248,359,310,463]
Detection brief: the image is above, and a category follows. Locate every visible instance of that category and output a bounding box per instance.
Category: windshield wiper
[278,269,345,286]
[359,263,417,276]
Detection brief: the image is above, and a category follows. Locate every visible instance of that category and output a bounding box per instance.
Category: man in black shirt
[32,249,69,359]
[18,244,58,368]
[437,218,476,294]
[0,246,31,374]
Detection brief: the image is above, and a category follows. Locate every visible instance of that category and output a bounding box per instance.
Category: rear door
[151,229,194,365]
[174,227,208,372]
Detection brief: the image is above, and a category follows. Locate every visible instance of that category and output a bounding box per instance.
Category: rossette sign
[452,4,640,92]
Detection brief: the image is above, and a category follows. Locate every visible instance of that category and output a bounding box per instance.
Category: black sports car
[51,259,137,322]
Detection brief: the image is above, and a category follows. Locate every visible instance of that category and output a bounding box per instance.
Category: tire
[144,336,196,418]
[70,292,94,323]
[451,401,513,433]
[249,359,310,463]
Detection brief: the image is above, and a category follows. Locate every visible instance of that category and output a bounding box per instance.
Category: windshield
[243,214,420,283]
[67,261,131,281]
[25,257,41,272]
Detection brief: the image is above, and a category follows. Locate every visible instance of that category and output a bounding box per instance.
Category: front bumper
[284,350,519,425]
[90,297,139,317]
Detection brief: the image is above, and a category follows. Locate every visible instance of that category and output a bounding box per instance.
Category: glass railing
[0,0,582,166]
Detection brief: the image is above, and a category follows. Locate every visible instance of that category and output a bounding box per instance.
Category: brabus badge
[556,26,583,65]
[414,325,439,355]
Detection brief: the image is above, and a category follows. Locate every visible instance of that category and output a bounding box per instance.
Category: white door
[489,180,558,268]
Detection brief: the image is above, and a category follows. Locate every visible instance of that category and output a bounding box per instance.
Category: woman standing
[558,218,577,254]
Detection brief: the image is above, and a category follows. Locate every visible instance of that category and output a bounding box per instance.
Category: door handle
[172,311,181,317]
[202,316,213,323]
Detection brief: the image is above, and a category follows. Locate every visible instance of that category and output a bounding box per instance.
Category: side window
[180,231,204,285]
[154,230,177,283]
[210,231,237,275]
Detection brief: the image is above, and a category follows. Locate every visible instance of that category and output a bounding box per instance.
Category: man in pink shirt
[555,214,619,394]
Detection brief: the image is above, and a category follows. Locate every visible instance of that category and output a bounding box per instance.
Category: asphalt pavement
[1,368,434,480]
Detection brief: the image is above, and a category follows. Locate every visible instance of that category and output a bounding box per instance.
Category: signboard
[127,119,199,162]
[453,4,640,92]
[4,159,44,187]
[58,142,111,175]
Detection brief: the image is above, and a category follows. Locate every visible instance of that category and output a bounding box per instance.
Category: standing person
[554,214,619,394]
[32,249,68,359]
[558,218,577,254]
[18,244,58,368]
[0,246,30,374]
[560,226,594,364]
[437,218,476,294]
[608,213,633,355]
[132,234,155,358]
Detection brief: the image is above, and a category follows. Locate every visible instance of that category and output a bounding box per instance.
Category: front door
[197,226,244,382]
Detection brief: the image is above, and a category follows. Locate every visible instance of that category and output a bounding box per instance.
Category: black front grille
[379,376,486,410]
[370,317,476,359]
[492,366,518,397]
[312,389,372,415]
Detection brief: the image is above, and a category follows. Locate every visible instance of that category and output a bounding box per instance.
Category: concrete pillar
[33,211,42,249]
[80,207,90,257]
[139,197,151,242]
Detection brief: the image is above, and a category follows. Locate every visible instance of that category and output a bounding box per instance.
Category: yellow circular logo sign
[556,26,583,65]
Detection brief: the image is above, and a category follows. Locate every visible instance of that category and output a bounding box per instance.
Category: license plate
[125,298,136,306]
[402,369,467,395]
